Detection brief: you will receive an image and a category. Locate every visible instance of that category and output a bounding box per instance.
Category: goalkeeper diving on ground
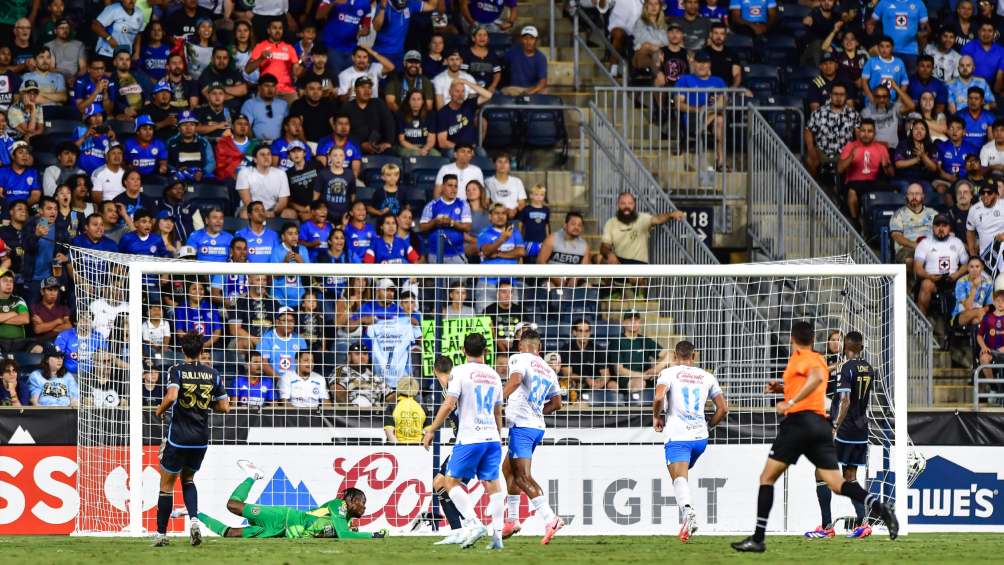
[172,460,387,540]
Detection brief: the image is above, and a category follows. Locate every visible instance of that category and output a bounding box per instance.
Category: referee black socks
[816,481,832,527]
[753,485,773,543]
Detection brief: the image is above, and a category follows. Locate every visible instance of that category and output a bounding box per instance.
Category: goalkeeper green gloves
[286,524,307,539]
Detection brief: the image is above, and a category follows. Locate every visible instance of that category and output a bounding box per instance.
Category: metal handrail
[972,364,1004,410]
[475,102,585,164]
[572,5,628,89]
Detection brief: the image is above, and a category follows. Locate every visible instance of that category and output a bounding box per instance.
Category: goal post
[69,249,911,536]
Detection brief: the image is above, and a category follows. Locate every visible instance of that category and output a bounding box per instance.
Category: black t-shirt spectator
[659,46,690,86]
[804,7,841,41]
[289,98,336,142]
[708,47,740,86]
[318,167,356,221]
[482,302,525,342]
[807,71,856,108]
[231,294,279,338]
[112,192,157,220]
[343,98,396,147]
[286,161,324,207]
[436,98,479,147]
[517,204,550,244]
[396,113,435,147]
[198,66,245,94]
[370,186,403,217]
[141,102,179,139]
[196,105,230,129]
[163,5,215,38]
[564,339,609,379]
[461,48,502,88]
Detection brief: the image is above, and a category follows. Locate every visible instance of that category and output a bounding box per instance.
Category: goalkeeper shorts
[241,504,301,538]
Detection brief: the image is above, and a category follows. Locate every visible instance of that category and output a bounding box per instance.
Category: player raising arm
[500,328,564,544]
[178,461,386,540]
[423,333,506,550]
[732,322,898,553]
[652,341,728,543]
[153,332,231,547]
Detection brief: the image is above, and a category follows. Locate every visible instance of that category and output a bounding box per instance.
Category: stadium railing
[972,365,1004,409]
[571,5,629,88]
[593,86,751,233]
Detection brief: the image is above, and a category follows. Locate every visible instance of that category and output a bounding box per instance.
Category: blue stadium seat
[223,216,247,233]
[110,119,135,137]
[403,155,450,185]
[779,3,811,22]
[266,217,290,233]
[488,32,513,60]
[142,176,168,200]
[30,132,75,153]
[482,94,521,150]
[742,64,781,99]
[45,119,79,136]
[12,352,42,373]
[188,183,230,201]
[523,94,567,149]
[405,185,428,211]
[862,191,903,240]
[764,35,799,67]
[725,35,755,65]
[360,154,403,186]
[471,155,495,178]
[783,65,816,99]
[356,184,377,203]
[188,197,230,218]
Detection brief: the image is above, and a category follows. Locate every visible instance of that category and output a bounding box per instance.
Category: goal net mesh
[70,248,909,535]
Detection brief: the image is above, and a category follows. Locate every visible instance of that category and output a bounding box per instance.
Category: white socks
[489,493,505,534]
[674,477,691,510]
[505,495,520,522]
[449,486,480,527]
[531,495,556,523]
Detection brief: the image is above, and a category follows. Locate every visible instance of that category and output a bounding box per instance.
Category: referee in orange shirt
[732,322,899,553]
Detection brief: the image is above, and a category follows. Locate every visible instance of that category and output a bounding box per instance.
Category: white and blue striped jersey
[506,352,560,430]
[447,362,503,444]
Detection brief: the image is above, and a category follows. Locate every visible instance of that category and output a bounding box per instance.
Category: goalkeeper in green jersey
[175,460,387,540]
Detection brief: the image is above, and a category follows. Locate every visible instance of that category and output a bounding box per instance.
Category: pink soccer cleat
[501,520,521,539]
[541,516,565,545]
[847,525,873,539]
[804,525,836,539]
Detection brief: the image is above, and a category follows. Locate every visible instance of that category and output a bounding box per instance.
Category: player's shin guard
[230,477,254,503]
[198,513,229,537]
[816,481,832,526]
[673,477,692,509]
[182,481,198,519]
[753,485,773,543]
[157,491,173,535]
[448,486,480,527]
[489,493,505,534]
[436,488,464,529]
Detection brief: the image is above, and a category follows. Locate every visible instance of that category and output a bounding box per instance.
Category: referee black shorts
[769,411,839,470]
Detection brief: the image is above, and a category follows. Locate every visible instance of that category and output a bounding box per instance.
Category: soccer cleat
[486,533,504,550]
[409,511,435,533]
[803,525,835,539]
[501,520,521,539]
[541,516,564,545]
[731,536,766,553]
[237,459,265,481]
[679,508,698,542]
[847,525,873,539]
[460,524,488,549]
[877,502,899,540]
[433,529,466,545]
[151,534,170,547]
[171,508,189,519]
[189,519,202,546]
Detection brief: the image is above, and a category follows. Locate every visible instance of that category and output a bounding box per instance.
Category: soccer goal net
[69,249,912,536]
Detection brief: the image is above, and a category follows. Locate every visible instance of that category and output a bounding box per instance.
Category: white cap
[521,25,538,38]
[377,277,396,290]
[176,245,197,258]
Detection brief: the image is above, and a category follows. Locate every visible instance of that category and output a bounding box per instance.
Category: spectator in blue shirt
[317,0,370,74]
[72,59,115,116]
[186,208,234,262]
[271,222,311,308]
[240,73,288,143]
[28,347,79,407]
[74,104,115,174]
[175,279,223,348]
[372,0,439,67]
[674,50,728,168]
[936,116,980,186]
[72,213,119,252]
[461,0,518,32]
[947,55,995,114]
[229,351,276,407]
[258,307,307,376]
[476,202,525,311]
[118,209,172,257]
[124,114,169,178]
[871,0,929,68]
[960,87,995,146]
[729,0,778,38]
[502,26,548,95]
[908,55,948,115]
[0,141,41,206]
[237,201,284,262]
[862,36,910,106]
[419,174,473,263]
[960,21,1004,86]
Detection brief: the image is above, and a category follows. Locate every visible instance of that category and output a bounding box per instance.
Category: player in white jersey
[652,341,729,542]
[423,333,506,550]
[499,328,564,544]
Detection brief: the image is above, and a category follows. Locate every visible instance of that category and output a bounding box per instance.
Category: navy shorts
[160,443,208,474]
[835,438,868,467]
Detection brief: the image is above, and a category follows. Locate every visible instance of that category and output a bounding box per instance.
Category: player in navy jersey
[153,332,230,547]
[344,200,378,263]
[832,331,875,538]
[186,208,234,262]
[364,215,419,263]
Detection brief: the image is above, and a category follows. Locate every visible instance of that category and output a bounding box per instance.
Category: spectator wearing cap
[502,25,548,95]
[343,76,397,155]
[90,142,126,202]
[214,113,260,181]
[979,119,1004,175]
[462,25,503,93]
[230,351,276,408]
[331,340,383,406]
[42,142,85,196]
[258,306,308,377]
[28,345,79,407]
[804,81,860,178]
[419,174,473,263]
[385,50,436,114]
[72,59,115,116]
[289,76,337,143]
[108,46,145,120]
[654,21,689,88]
[372,0,440,69]
[22,47,68,106]
[237,148,293,219]
[807,52,853,114]
[175,279,223,348]
[615,308,670,394]
[198,47,250,110]
[31,277,71,340]
[316,0,370,75]
[45,18,86,84]
[195,82,234,139]
[337,44,395,102]
[91,0,145,60]
[914,213,969,315]
[890,182,938,269]
[674,50,728,168]
[432,49,478,108]
[908,55,948,117]
[71,212,119,253]
[285,142,323,220]
[140,81,180,140]
[383,375,426,443]
[124,115,169,178]
[435,82,492,155]
[270,116,314,170]
[186,207,234,262]
[247,19,301,102]
[241,73,289,143]
[0,142,41,206]
[166,110,216,182]
[155,178,203,243]
[7,80,44,141]
[74,104,116,175]
[118,208,172,257]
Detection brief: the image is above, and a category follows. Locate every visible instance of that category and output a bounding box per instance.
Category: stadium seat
[265,217,290,233]
[223,216,247,233]
[488,32,513,59]
[109,119,135,137]
[482,94,521,150]
[30,132,75,153]
[356,184,377,203]
[45,119,79,136]
[142,177,167,200]
[12,352,42,373]
[33,151,57,168]
[742,65,781,99]
[360,154,403,186]
[471,155,495,178]
[862,190,903,241]
[42,104,81,121]
[188,183,230,201]
[779,3,811,22]
[523,95,567,150]
[403,155,450,186]
[783,65,816,99]
[405,185,428,210]
[188,197,230,218]
[725,35,754,65]
[764,35,799,67]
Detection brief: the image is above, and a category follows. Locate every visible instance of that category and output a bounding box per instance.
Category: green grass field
[1,534,999,564]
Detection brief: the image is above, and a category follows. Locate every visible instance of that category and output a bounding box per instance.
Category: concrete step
[934,384,973,404]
